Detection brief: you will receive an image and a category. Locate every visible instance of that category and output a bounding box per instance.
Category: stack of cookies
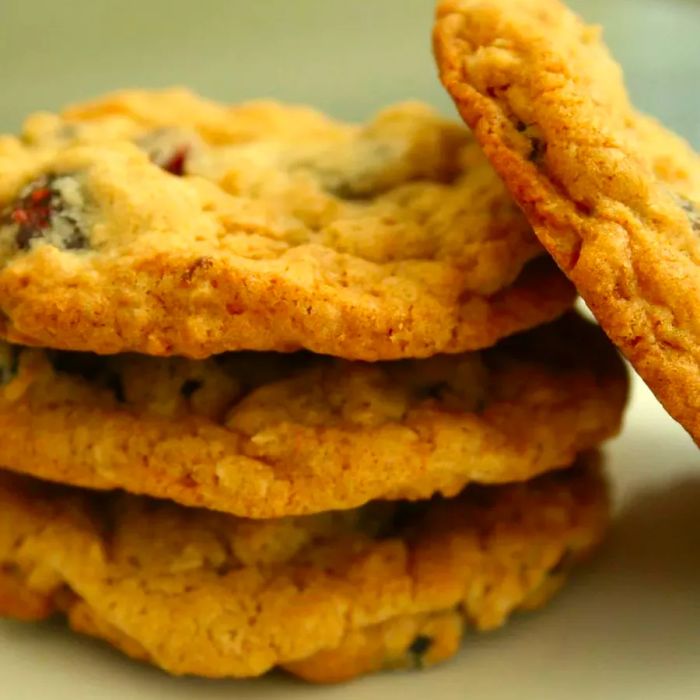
[0,87,628,682]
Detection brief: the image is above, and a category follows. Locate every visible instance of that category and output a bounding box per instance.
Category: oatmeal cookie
[0,90,574,359]
[0,313,627,517]
[0,459,608,681]
[435,0,700,440]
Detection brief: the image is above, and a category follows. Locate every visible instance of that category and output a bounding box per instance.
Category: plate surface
[0,1,698,698]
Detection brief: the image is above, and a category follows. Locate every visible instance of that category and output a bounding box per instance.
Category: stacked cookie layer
[0,91,628,683]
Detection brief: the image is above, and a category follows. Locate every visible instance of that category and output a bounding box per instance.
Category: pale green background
[0,0,698,145]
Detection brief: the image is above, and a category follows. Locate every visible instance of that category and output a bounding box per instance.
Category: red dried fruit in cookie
[1,174,89,251]
[136,129,193,176]
[159,147,188,176]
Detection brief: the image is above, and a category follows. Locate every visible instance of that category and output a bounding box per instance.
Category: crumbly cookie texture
[0,313,627,517]
[0,461,608,681]
[434,0,700,441]
[0,89,573,360]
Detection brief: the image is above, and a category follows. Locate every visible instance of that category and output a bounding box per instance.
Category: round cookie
[0,313,627,517]
[0,459,608,681]
[434,0,700,441]
[0,90,575,359]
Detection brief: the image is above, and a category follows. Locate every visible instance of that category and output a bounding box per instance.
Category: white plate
[1,374,698,700]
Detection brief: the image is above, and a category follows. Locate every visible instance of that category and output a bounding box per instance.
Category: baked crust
[0,313,627,517]
[0,461,607,680]
[0,90,574,359]
[435,0,700,441]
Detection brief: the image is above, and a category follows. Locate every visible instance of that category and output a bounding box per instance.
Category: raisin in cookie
[435,0,700,441]
[0,89,574,359]
[0,313,627,517]
[0,460,607,681]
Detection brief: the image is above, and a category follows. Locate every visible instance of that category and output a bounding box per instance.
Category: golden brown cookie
[0,459,608,681]
[0,313,627,517]
[0,89,574,359]
[434,0,700,441]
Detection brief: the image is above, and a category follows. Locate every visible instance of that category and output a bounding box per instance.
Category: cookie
[434,0,700,441]
[0,459,608,681]
[0,313,627,517]
[0,89,575,359]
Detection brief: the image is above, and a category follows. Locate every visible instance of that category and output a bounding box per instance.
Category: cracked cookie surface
[0,460,608,681]
[434,0,700,441]
[0,89,574,359]
[0,313,627,517]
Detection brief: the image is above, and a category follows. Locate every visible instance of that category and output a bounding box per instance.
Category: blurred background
[0,0,698,145]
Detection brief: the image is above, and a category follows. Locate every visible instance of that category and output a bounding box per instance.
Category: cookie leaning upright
[0,89,574,359]
[434,0,700,441]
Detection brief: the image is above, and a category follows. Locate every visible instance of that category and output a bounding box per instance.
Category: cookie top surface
[434,0,700,441]
[0,461,608,679]
[0,89,573,359]
[0,313,628,517]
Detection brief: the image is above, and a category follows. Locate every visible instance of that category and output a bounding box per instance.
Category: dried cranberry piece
[11,180,54,249]
[1,174,88,251]
[137,130,192,176]
[160,147,188,176]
